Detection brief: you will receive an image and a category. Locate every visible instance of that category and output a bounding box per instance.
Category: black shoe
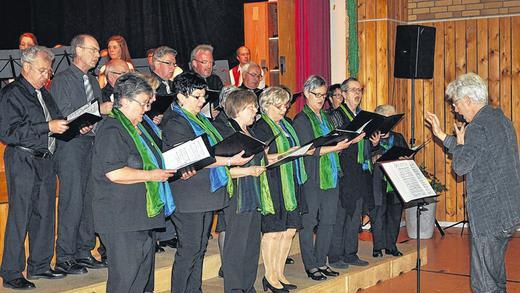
[285,257,294,264]
[372,250,383,258]
[329,260,349,269]
[218,267,224,278]
[3,277,36,290]
[318,266,339,277]
[159,238,178,249]
[305,269,327,281]
[28,269,66,280]
[155,243,165,253]
[76,256,107,269]
[55,260,88,275]
[280,282,297,290]
[385,248,403,257]
[345,257,369,266]
[262,277,288,293]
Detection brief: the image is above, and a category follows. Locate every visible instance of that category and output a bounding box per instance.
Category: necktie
[83,74,94,102]
[35,89,56,153]
[162,80,171,94]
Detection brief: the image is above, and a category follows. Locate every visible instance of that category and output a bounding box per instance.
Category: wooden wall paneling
[488,18,500,107]
[422,22,435,181]
[278,0,296,92]
[433,22,446,221]
[365,21,377,111]
[413,79,425,164]
[358,0,367,21]
[477,19,489,86]
[358,22,367,108]
[444,21,457,222]
[512,17,520,149]
[455,20,467,220]
[376,0,387,19]
[244,3,270,85]
[466,20,478,74]
[376,19,389,106]
[499,17,512,119]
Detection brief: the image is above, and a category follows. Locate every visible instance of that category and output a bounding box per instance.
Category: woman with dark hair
[161,72,252,293]
[91,72,176,292]
[293,76,360,281]
[98,35,135,88]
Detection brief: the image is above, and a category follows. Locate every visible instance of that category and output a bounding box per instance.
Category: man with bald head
[51,34,108,275]
[239,61,265,98]
[101,59,130,103]
[229,46,265,89]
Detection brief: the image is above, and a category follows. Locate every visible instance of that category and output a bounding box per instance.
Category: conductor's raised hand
[48,119,69,134]
[425,112,446,141]
[454,122,466,145]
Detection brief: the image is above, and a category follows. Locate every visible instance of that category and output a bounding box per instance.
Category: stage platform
[0,236,427,293]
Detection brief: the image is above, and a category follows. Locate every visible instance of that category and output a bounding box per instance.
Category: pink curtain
[293,0,331,114]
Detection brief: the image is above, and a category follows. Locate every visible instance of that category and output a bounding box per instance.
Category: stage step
[0,237,426,293]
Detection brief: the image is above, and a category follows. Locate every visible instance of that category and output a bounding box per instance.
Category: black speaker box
[394,25,436,79]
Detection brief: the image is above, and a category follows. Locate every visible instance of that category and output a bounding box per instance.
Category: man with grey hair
[51,34,108,275]
[426,72,520,293]
[0,46,68,289]
[151,45,178,96]
[190,44,223,118]
[239,62,265,98]
[101,59,130,104]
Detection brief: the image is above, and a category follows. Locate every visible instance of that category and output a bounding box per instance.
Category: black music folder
[213,132,278,157]
[343,110,403,136]
[162,134,216,181]
[52,100,102,141]
[376,139,430,163]
[146,94,175,118]
[266,143,313,170]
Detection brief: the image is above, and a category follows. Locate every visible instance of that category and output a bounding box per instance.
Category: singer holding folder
[161,72,251,293]
[212,89,267,293]
[252,87,308,292]
[293,76,360,281]
[91,73,176,293]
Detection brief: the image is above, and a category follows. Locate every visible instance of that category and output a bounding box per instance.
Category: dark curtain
[0,0,244,69]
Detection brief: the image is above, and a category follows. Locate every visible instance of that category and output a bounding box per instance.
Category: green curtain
[347,0,359,78]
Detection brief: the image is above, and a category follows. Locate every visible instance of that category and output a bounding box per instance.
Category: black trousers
[470,226,517,293]
[55,136,96,262]
[0,147,56,281]
[222,196,261,293]
[328,197,363,263]
[370,194,403,251]
[299,185,338,270]
[171,211,213,293]
[100,230,154,293]
[157,216,176,242]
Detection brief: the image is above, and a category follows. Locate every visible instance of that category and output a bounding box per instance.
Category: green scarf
[110,108,164,217]
[302,105,341,190]
[338,104,371,171]
[180,107,234,196]
[259,114,307,215]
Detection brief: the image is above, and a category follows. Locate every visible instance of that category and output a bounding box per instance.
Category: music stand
[50,46,73,75]
[132,58,152,75]
[0,49,22,81]
[380,160,439,293]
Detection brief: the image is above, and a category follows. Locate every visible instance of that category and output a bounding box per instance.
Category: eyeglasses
[451,98,464,108]
[188,94,207,100]
[309,91,327,99]
[331,93,343,98]
[29,63,53,76]
[194,59,216,67]
[127,97,151,108]
[246,71,263,79]
[347,88,364,94]
[79,46,100,54]
[156,59,177,67]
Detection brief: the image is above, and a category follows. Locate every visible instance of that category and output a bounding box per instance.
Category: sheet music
[381,160,436,203]
[67,100,100,121]
[163,136,211,170]
[274,143,312,162]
